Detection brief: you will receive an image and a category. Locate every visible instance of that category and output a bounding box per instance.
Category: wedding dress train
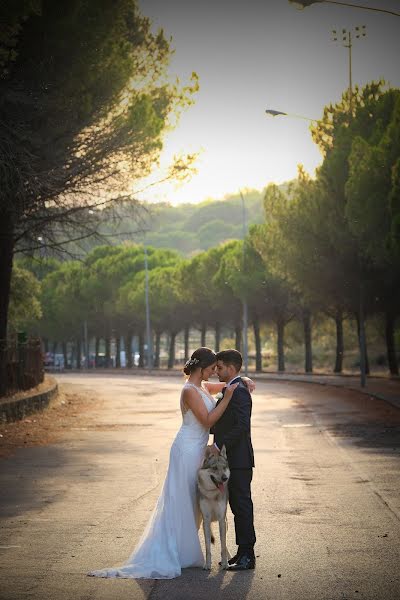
[88,383,215,579]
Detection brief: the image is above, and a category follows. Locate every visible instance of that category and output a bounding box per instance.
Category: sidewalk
[256,372,400,411]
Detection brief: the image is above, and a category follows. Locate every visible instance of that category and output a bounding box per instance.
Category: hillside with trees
[56,188,272,258]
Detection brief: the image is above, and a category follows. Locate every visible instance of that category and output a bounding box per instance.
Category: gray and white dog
[197,445,230,570]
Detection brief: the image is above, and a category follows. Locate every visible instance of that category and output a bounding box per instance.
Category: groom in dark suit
[210,349,256,571]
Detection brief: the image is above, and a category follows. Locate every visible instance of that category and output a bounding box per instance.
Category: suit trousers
[228,468,256,550]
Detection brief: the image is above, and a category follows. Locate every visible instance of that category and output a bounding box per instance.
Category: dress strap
[184,382,202,390]
[181,383,203,415]
[184,382,214,402]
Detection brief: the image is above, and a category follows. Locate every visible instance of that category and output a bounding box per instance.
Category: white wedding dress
[88,383,215,579]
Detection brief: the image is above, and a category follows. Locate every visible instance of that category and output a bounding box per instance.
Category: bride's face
[201,362,217,381]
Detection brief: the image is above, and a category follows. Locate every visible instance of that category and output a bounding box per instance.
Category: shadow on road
[135,567,255,600]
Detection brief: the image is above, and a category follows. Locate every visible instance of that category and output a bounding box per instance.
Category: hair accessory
[185,357,200,368]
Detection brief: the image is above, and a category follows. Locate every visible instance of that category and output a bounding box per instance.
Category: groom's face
[216,361,237,383]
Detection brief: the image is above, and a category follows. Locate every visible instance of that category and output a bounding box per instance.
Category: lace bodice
[180,383,216,430]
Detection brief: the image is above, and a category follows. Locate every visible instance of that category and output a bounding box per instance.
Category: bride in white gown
[88,347,239,579]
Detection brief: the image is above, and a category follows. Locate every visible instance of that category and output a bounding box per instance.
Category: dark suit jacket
[211,376,255,469]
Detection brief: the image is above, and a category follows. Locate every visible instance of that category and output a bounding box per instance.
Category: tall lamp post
[240,190,249,376]
[143,232,153,371]
[289,0,400,17]
[331,25,367,117]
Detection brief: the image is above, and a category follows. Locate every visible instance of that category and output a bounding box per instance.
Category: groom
[209,349,256,571]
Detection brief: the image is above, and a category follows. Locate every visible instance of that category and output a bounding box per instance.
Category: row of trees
[252,81,400,376]
[10,241,308,372]
[11,81,399,376]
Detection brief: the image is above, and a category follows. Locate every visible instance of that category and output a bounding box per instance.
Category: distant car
[44,352,54,368]
[44,352,65,371]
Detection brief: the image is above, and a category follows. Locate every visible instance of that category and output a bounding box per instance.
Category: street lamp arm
[289,0,400,17]
[265,108,317,122]
[265,109,288,117]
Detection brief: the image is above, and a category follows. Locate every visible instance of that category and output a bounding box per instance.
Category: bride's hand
[224,382,239,401]
[242,376,255,393]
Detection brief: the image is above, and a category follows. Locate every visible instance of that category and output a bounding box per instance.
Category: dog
[197,445,230,570]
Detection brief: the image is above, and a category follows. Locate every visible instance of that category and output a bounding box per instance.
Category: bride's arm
[182,384,238,428]
[203,381,225,394]
[203,377,256,394]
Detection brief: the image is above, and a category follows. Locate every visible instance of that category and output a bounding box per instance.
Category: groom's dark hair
[216,349,242,372]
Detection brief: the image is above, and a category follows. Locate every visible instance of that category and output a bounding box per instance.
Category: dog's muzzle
[211,474,228,493]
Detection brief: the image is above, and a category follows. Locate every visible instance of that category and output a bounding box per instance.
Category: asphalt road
[1,373,399,600]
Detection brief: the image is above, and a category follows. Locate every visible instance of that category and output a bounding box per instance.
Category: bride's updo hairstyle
[183,347,217,376]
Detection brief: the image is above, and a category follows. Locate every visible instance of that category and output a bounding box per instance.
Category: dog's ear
[204,446,213,458]
[220,445,227,459]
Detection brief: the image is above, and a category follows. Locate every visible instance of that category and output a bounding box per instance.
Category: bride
[88,347,242,579]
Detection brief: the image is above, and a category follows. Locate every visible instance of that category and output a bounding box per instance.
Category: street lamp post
[331,25,367,116]
[143,234,153,371]
[289,0,400,17]
[240,190,249,376]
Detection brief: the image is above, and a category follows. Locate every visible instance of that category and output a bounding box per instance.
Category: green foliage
[8,264,42,332]
[345,91,400,265]
[40,261,86,342]
[60,188,270,257]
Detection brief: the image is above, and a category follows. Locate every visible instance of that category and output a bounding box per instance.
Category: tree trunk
[334,309,344,373]
[52,340,58,355]
[200,323,206,347]
[105,336,111,368]
[95,337,100,367]
[302,308,313,373]
[126,331,133,369]
[154,331,161,368]
[0,212,14,396]
[184,326,189,362]
[253,317,262,372]
[43,337,49,353]
[76,338,82,370]
[138,332,144,368]
[235,325,241,352]
[277,318,285,372]
[62,342,68,369]
[385,310,399,376]
[356,313,370,375]
[168,332,177,369]
[115,336,121,369]
[215,322,221,353]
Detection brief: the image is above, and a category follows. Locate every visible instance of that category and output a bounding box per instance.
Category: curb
[0,376,59,423]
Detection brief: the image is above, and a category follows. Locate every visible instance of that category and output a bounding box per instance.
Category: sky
[136,0,400,205]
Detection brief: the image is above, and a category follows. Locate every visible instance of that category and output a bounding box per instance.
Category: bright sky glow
[137,0,400,204]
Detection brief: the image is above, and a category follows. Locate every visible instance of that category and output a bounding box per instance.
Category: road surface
[1,373,399,600]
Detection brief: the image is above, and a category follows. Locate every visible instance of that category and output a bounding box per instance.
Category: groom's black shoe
[227,553,255,571]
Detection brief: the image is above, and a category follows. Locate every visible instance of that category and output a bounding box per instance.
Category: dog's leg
[219,516,228,569]
[225,515,231,559]
[203,518,212,570]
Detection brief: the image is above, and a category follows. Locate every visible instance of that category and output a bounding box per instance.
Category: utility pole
[332,25,366,117]
[240,190,248,376]
[143,235,153,371]
[83,320,89,369]
[332,24,368,387]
